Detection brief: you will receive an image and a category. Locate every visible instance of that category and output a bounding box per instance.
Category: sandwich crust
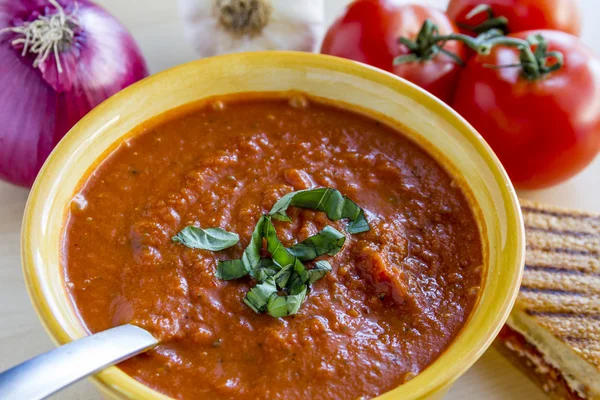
[496,200,600,399]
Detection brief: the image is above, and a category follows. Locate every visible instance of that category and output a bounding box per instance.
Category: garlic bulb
[179,0,325,57]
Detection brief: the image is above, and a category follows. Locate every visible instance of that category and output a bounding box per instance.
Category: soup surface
[63,95,483,400]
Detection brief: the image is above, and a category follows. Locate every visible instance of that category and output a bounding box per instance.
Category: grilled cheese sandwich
[495,200,600,399]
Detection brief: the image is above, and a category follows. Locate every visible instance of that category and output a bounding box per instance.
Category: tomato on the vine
[321,1,465,103]
[320,0,399,72]
[447,0,582,37]
[452,30,600,189]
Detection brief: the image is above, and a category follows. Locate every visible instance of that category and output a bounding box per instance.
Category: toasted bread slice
[494,199,600,399]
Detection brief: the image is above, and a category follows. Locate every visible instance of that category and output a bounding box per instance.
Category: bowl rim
[21,51,525,400]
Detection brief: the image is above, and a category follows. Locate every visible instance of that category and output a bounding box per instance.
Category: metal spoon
[0,324,157,400]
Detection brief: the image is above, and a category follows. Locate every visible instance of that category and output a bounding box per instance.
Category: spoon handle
[0,324,157,400]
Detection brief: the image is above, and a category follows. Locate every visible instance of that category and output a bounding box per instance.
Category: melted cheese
[507,311,600,399]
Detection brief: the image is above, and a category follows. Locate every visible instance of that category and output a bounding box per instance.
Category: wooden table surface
[1,0,598,399]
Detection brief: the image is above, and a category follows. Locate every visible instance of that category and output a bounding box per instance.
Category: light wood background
[1,0,598,398]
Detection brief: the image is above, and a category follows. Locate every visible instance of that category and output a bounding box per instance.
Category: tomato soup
[63,95,483,399]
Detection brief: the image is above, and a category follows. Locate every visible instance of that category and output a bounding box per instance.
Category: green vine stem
[434,28,504,53]
[394,19,465,66]
[394,20,564,81]
[477,34,564,80]
[393,20,503,66]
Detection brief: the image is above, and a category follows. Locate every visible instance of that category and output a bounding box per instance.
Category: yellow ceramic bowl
[22,52,525,400]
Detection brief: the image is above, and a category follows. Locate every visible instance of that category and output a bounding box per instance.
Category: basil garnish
[266,285,307,318]
[177,188,370,318]
[293,258,310,284]
[172,226,239,251]
[287,226,345,260]
[243,275,308,317]
[251,258,279,282]
[213,216,297,283]
[273,265,292,289]
[263,217,296,268]
[266,294,289,318]
[308,260,332,284]
[216,216,267,281]
[268,188,370,234]
[243,277,278,313]
[285,286,307,314]
[241,215,267,273]
[287,270,307,296]
[215,259,247,280]
[239,218,334,317]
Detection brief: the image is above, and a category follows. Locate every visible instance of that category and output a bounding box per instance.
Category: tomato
[447,0,582,36]
[391,7,466,103]
[321,1,465,103]
[321,0,398,72]
[452,30,600,189]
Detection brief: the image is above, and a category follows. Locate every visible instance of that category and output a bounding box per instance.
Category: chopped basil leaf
[309,260,332,284]
[263,216,296,267]
[286,285,307,315]
[341,196,362,220]
[251,258,280,282]
[268,188,370,234]
[210,187,368,317]
[214,216,266,280]
[269,188,334,221]
[287,272,307,296]
[257,258,277,268]
[241,215,267,271]
[243,277,278,314]
[267,285,307,317]
[254,267,276,283]
[287,226,346,261]
[273,265,292,289]
[341,197,370,234]
[172,226,239,251]
[347,209,370,234]
[293,258,310,284]
[267,295,289,318]
[268,190,306,222]
[216,259,248,280]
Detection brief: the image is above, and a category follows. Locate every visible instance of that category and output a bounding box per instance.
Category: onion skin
[0,0,148,187]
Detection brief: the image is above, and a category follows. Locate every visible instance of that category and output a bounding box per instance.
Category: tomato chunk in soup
[63,95,483,400]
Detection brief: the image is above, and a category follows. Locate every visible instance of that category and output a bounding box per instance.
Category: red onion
[0,0,148,187]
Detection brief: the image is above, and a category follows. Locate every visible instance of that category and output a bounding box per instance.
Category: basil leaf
[273,265,292,289]
[293,258,310,284]
[254,268,276,283]
[347,210,370,234]
[263,216,295,268]
[287,272,307,295]
[268,190,309,222]
[268,188,370,234]
[309,260,332,284]
[286,285,307,315]
[243,277,277,314]
[251,258,280,283]
[216,259,247,280]
[287,226,346,261]
[341,196,361,220]
[267,285,307,317]
[322,189,345,220]
[341,198,370,234]
[267,295,289,318]
[172,226,239,251]
[269,188,336,220]
[215,216,267,280]
[241,215,267,272]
